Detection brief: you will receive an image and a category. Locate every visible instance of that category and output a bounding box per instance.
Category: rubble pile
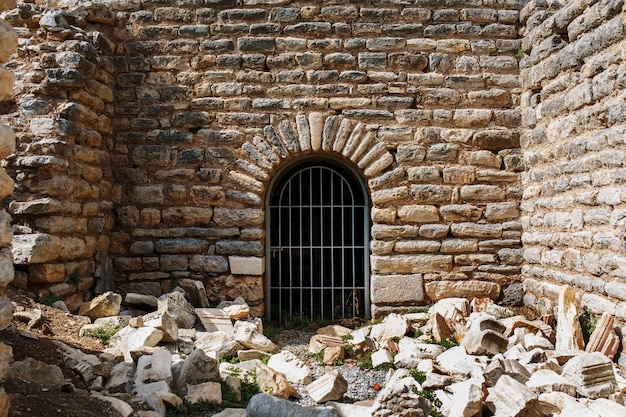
[5,283,626,417]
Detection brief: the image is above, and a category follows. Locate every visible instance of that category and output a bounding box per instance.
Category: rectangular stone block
[371,274,424,305]
[371,255,453,274]
[229,256,264,275]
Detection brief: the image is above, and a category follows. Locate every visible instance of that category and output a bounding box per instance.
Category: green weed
[38,293,59,306]
[67,267,81,286]
[83,323,118,346]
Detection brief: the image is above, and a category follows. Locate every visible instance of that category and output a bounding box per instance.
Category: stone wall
[0,0,17,412]
[3,1,117,310]
[4,0,526,318]
[519,0,626,354]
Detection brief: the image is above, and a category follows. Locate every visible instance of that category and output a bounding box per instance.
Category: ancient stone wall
[3,1,117,310]
[519,0,626,355]
[4,0,525,317]
[0,0,17,412]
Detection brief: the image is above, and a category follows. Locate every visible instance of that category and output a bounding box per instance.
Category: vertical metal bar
[298,171,302,321]
[309,167,314,321]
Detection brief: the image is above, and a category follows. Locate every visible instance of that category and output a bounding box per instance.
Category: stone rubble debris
[5,284,626,416]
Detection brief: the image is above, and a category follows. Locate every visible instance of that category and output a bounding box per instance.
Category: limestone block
[195,331,242,359]
[92,394,133,417]
[448,378,486,417]
[8,357,65,385]
[105,361,135,393]
[176,348,219,392]
[143,310,178,343]
[371,349,393,368]
[237,359,299,399]
[12,233,62,265]
[0,248,13,289]
[306,371,348,403]
[158,291,195,329]
[0,124,15,159]
[461,315,508,356]
[234,320,278,352]
[369,313,408,346]
[371,254,453,274]
[370,274,424,305]
[0,167,13,200]
[486,375,543,417]
[267,350,313,385]
[425,280,500,301]
[28,263,66,284]
[230,256,264,275]
[0,68,14,103]
[196,308,234,336]
[585,312,620,360]
[54,340,101,382]
[394,338,446,368]
[125,293,158,309]
[0,21,16,63]
[370,369,431,417]
[177,279,209,307]
[220,301,250,321]
[79,291,122,320]
[135,348,173,386]
[0,342,11,380]
[525,369,577,397]
[162,206,213,226]
[322,345,344,365]
[561,352,617,399]
[186,381,222,405]
[396,205,439,222]
[430,312,452,343]
[108,326,164,362]
[555,285,584,351]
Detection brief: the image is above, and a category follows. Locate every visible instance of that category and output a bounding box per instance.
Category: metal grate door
[268,162,369,323]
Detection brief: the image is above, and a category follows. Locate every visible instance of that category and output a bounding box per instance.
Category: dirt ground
[0,287,130,417]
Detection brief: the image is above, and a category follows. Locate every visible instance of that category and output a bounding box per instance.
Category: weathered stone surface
[306,371,348,404]
[176,348,219,392]
[369,313,408,346]
[246,393,337,417]
[108,326,164,362]
[234,320,278,352]
[370,369,431,417]
[371,274,424,305]
[8,357,65,385]
[0,21,17,63]
[486,376,543,417]
[585,312,620,360]
[426,280,500,301]
[195,331,243,359]
[78,291,122,320]
[186,381,222,405]
[196,308,234,336]
[561,352,617,399]
[267,350,312,385]
[555,285,584,351]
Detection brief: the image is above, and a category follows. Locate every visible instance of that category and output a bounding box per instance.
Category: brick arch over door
[225,112,395,321]
[225,112,395,202]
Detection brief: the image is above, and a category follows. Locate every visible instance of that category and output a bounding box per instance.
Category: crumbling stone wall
[0,0,17,412]
[519,0,626,342]
[3,1,117,310]
[4,0,526,317]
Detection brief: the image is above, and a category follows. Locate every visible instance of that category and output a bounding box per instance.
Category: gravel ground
[272,329,388,406]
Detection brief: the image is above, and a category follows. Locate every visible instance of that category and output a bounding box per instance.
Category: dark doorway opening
[267,159,370,323]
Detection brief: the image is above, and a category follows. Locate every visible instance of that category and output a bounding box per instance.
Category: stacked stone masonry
[1,0,527,318]
[520,0,626,351]
[0,0,17,413]
[8,0,624,324]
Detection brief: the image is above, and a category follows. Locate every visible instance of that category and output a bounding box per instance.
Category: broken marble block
[585,312,620,360]
[175,348,219,393]
[108,326,164,362]
[158,291,195,329]
[486,375,543,417]
[196,308,235,337]
[370,369,431,417]
[525,369,577,397]
[371,349,393,368]
[307,371,348,403]
[78,291,122,320]
[135,348,173,387]
[369,313,408,347]
[461,315,508,356]
[234,320,278,353]
[267,350,313,385]
[561,352,617,399]
[186,381,222,405]
[447,378,486,417]
[195,331,242,359]
[143,310,178,342]
[555,285,584,351]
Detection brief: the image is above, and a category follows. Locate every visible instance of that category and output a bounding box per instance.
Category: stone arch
[225,112,395,205]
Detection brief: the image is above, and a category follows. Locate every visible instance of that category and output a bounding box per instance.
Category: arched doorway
[266,157,370,323]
